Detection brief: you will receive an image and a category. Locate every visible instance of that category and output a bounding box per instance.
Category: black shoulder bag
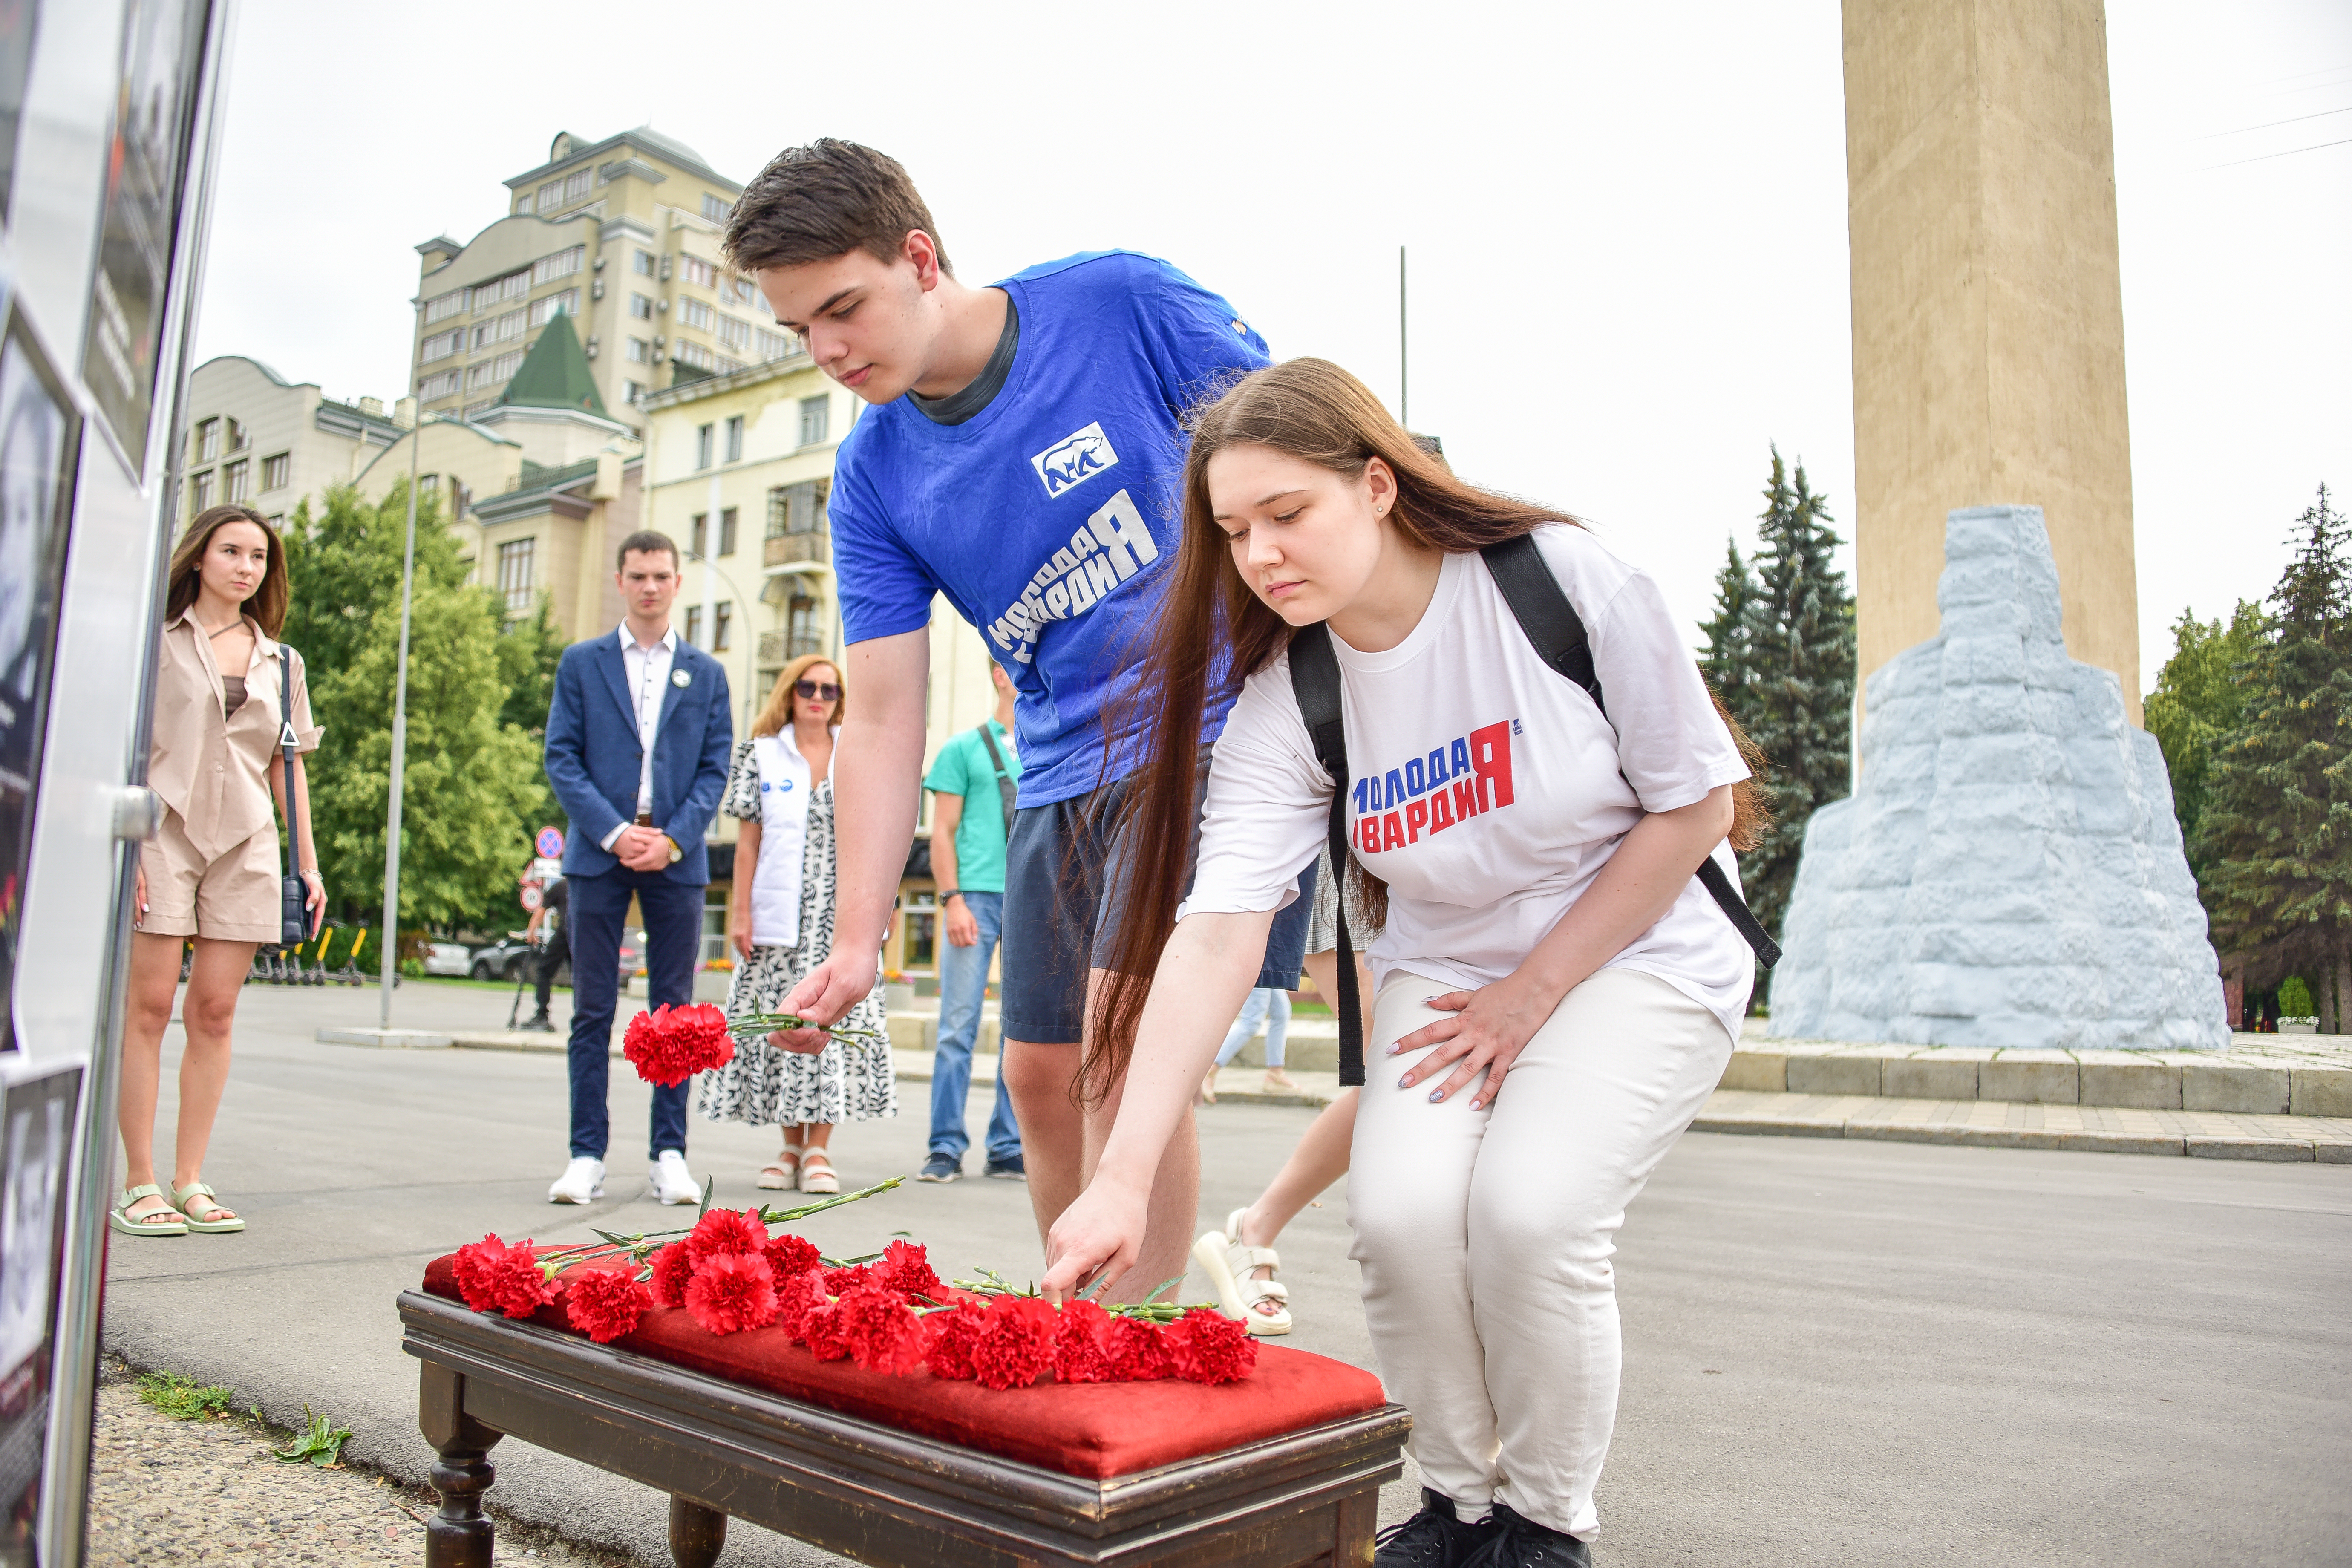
[976,723,1017,836]
[277,646,310,947]
[1290,533,1780,1087]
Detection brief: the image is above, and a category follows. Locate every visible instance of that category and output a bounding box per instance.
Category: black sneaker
[983,1153,1026,1180]
[1374,1489,1498,1567]
[519,1012,556,1033]
[917,1154,962,1183]
[1458,1503,1589,1567]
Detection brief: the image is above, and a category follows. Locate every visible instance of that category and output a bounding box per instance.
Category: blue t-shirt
[828,251,1270,805]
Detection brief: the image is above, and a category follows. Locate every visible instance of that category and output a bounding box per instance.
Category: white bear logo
[1030,422,1121,499]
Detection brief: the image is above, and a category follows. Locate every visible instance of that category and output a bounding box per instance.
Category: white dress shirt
[601,622,677,850]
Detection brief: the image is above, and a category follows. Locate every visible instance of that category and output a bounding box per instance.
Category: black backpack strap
[1478,536,1780,968]
[976,723,1017,837]
[1287,625,1365,1086]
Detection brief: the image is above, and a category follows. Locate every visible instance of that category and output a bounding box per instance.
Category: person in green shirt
[917,657,1024,1181]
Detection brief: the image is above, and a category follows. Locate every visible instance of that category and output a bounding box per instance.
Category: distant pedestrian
[115,505,324,1238]
[542,530,733,1206]
[520,872,568,1032]
[915,654,1024,1183]
[1202,987,1297,1104]
[699,654,894,1194]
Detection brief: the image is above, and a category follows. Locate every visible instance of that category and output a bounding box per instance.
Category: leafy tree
[2195,486,2352,1028]
[1735,448,1855,958]
[2144,599,2266,876]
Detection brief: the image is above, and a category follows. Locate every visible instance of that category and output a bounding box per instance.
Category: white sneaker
[649,1150,701,1206]
[548,1156,605,1204]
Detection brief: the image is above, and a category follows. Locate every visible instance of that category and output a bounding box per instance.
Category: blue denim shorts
[997,761,1315,1046]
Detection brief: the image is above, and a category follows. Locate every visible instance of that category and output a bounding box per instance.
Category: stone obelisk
[1843,0,2142,723]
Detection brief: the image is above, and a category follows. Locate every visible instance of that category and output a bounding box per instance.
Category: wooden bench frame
[399,1290,1407,1567]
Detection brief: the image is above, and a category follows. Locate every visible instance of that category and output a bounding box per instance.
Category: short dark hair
[616,530,679,571]
[723,138,951,277]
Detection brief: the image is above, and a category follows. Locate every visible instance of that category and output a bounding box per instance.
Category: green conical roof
[497,309,606,417]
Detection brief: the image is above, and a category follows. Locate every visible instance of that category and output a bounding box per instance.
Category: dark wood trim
[400,1290,1406,1567]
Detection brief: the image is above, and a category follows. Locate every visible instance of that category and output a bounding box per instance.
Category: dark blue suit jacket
[544,631,733,885]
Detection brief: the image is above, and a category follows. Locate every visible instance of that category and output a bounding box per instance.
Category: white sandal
[1191,1206,1292,1336]
[757,1141,802,1191]
[797,1147,839,1195]
[107,1185,187,1238]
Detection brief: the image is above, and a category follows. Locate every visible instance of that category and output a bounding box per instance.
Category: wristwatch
[939,889,962,904]
[663,835,682,865]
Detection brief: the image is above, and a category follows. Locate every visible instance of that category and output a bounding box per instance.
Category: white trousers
[1348,966,1732,1540]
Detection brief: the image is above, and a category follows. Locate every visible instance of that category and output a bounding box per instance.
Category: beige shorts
[137,808,283,943]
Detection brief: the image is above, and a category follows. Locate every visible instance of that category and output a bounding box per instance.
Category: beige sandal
[1190,1207,1292,1336]
[757,1142,802,1191]
[797,1147,839,1195]
[172,1181,245,1234]
[108,1185,187,1238]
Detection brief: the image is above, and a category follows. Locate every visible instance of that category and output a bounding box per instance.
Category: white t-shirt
[1178,524,1755,1045]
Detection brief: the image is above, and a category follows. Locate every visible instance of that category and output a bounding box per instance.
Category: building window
[754,327,793,363]
[563,168,591,203]
[724,415,743,463]
[718,506,738,556]
[695,424,713,469]
[463,399,496,421]
[682,256,716,288]
[674,341,726,373]
[474,271,526,312]
[533,245,584,285]
[634,249,655,275]
[713,600,732,651]
[625,338,649,363]
[515,192,533,214]
[420,328,462,363]
[417,369,460,400]
[493,308,527,343]
[714,314,751,352]
[702,193,729,223]
[625,380,646,404]
[798,395,829,447]
[629,292,654,320]
[228,418,247,451]
[425,289,465,323]
[189,470,213,513]
[537,179,561,210]
[528,288,580,326]
[732,277,761,308]
[768,480,825,537]
[678,297,712,331]
[496,538,536,616]
[689,513,708,557]
[195,418,219,461]
[787,592,823,659]
[684,605,703,646]
[223,460,248,502]
[261,453,290,490]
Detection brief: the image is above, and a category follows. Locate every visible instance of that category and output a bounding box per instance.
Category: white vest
[749,729,830,948]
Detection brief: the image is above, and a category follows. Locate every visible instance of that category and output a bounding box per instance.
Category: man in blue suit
[542,530,733,1205]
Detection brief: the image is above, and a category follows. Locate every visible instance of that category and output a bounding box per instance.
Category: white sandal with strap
[797,1147,839,1195]
[107,1185,187,1238]
[1191,1206,1293,1336]
[758,1141,802,1191]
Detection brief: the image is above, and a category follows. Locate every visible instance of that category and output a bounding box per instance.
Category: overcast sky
[193,0,2349,695]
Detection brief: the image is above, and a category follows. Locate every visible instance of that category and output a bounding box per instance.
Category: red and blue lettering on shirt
[1350,721,1516,854]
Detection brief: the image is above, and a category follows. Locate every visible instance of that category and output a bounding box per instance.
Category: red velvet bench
[401,1258,1407,1567]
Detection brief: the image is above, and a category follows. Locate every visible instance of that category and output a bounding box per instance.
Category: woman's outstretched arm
[1041,907,1273,1298]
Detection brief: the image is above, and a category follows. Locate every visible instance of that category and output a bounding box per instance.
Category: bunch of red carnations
[621,1002,736,1087]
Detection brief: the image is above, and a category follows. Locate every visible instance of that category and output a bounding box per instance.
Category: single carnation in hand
[836,1284,931,1375]
[802,1300,853,1361]
[923,1305,982,1380]
[773,1267,829,1339]
[1051,1299,1114,1384]
[623,1002,736,1087]
[648,1242,697,1309]
[1169,1307,1258,1385]
[972,1296,1058,1391]
[683,1251,778,1335]
[1106,1315,1176,1381]
[822,1263,876,1296]
[686,1207,769,1263]
[563,1266,651,1344]
[765,1231,822,1279]
[873,1239,941,1300]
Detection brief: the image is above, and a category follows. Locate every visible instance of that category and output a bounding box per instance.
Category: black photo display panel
[0,1063,81,1564]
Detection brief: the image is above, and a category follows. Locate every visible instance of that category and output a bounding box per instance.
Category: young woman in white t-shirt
[1043,358,1765,1568]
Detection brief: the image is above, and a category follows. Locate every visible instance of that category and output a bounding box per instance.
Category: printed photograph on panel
[0,1064,80,1559]
[0,0,36,227]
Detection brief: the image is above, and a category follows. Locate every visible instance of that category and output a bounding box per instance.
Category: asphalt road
[98,982,2352,1567]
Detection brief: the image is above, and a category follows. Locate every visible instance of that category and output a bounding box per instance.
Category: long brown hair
[752,652,844,738]
[165,505,288,636]
[1087,358,1768,1097]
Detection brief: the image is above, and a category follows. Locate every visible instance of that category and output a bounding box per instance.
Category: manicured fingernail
[1427,1090,1444,1101]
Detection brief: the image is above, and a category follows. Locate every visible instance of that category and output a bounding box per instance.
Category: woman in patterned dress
[698,654,893,1193]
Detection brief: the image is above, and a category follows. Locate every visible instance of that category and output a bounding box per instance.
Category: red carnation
[873,1239,941,1300]
[802,1300,853,1361]
[463,1237,556,1319]
[1051,1299,1114,1384]
[649,1242,697,1309]
[836,1284,930,1375]
[1169,1307,1258,1385]
[623,1002,736,1087]
[683,1251,778,1335]
[773,1267,828,1339]
[686,1207,769,1263]
[452,1234,513,1313]
[971,1296,1058,1391]
[1106,1315,1176,1381]
[823,1263,876,1296]
[765,1231,822,1279]
[563,1266,651,1344]
[923,1305,982,1380]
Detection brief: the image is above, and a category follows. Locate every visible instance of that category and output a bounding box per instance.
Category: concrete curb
[1695,1088,2352,1163]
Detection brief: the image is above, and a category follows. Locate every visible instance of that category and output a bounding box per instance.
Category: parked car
[420,941,471,977]
[464,929,643,988]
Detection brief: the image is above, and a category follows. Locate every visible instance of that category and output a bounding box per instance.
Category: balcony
[757,630,829,669]
[765,532,829,569]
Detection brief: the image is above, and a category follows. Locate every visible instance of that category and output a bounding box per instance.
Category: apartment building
[179,356,410,527]
[411,127,793,432]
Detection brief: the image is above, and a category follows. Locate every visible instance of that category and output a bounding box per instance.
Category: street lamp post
[379,403,423,1024]
[686,548,761,737]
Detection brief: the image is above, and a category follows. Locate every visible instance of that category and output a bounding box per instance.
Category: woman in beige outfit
[112,505,323,1237]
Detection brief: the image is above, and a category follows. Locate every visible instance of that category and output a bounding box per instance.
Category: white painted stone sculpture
[1768,505,2228,1050]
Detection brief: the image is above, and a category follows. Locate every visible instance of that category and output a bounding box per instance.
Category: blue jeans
[567,868,699,1161]
[1216,987,1292,1069]
[928,891,1021,1164]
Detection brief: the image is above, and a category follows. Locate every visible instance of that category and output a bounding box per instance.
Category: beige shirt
[147,609,321,862]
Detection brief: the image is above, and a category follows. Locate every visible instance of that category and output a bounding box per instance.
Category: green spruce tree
[1736,447,1856,963]
[2143,599,2266,879]
[2195,486,2352,1032]
[1700,537,1759,729]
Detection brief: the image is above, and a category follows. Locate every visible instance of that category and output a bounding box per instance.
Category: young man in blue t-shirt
[725,140,1311,1301]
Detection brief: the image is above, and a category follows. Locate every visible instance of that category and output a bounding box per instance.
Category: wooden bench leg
[669,1494,728,1567]
[1333,1487,1380,1567]
[419,1360,504,1568]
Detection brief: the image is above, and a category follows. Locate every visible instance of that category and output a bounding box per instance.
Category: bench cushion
[422,1256,1386,1479]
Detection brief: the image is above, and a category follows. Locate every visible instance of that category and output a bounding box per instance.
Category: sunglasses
[794,680,841,702]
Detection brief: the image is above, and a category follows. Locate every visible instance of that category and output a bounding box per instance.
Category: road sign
[530,857,562,882]
[520,881,543,911]
[535,825,565,859]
